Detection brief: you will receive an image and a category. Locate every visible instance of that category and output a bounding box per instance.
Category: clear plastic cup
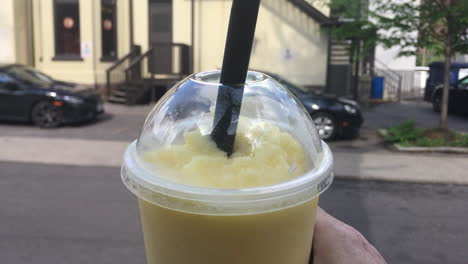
[121,71,333,264]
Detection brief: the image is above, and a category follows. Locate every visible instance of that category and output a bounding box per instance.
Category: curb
[393,144,468,154]
[377,129,468,154]
[376,128,388,138]
[334,174,468,186]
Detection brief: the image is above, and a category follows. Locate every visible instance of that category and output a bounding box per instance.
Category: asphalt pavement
[0,104,152,142]
[0,162,145,264]
[363,100,468,133]
[1,161,467,264]
[0,100,466,142]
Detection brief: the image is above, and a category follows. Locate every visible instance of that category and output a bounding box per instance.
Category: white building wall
[375,45,417,70]
[370,0,417,70]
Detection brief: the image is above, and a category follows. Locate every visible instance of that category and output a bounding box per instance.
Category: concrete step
[108,95,127,104]
[112,90,127,97]
[330,58,350,63]
[331,49,349,55]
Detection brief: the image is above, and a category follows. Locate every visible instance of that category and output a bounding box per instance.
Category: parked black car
[0,64,104,128]
[431,75,468,115]
[266,72,363,140]
[424,62,468,102]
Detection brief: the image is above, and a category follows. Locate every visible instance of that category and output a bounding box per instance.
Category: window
[459,76,468,89]
[101,0,117,61]
[5,66,54,87]
[0,73,16,90]
[53,0,81,60]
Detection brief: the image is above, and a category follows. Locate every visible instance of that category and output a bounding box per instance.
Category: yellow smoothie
[139,124,318,264]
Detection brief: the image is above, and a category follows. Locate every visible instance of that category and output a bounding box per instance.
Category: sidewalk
[2,135,467,185]
[328,126,468,184]
[333,150,468,184]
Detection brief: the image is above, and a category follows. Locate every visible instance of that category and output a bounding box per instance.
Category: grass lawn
[383,121,468,148]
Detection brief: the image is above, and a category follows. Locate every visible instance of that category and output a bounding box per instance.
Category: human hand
[311,207,387,264]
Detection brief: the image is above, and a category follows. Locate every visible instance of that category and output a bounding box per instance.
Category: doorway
[148,0,172,74]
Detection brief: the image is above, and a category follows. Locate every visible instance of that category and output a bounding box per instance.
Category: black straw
[211,0,261,155]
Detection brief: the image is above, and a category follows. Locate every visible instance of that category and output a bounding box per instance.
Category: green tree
[328,0,468,130]
[327,0,378,58]
[326,0,378,99]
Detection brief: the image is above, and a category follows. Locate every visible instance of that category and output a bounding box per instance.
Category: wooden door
[148,0,173,74]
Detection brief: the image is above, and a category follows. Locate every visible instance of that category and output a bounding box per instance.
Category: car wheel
[432,92,441,112]
[31,101,63,128]
[312,112,337,141]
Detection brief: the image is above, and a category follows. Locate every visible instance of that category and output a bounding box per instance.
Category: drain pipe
[190,0,195,73]
[91,1,98,88]
[129,0,134,49]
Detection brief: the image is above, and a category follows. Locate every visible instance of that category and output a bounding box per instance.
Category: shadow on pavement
[0,119,34,127]
[320,179,373,238]
[69,113,115,127]
[0,113,114,129]
[319,153,375,246]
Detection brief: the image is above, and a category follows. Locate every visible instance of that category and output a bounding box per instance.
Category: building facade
[1,0,331,90]
[0,0,34,66]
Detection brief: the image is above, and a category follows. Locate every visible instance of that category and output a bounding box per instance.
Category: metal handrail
[375,59,401,81]
[151,42,189,48]
[374,59,403,101]
[124,43,191,77]
[125,48,153,74]
[106,50,135,73]
[108,43,191,104]
[105,46,140,98]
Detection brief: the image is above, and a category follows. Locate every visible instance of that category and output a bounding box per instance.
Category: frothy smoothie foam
[142,124,306,189]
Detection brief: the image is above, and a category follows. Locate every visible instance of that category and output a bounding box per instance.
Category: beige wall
[132,0,149,52]
[306,0,331,17]
[253,0,329,87]
[34,0,94,83]
[13,0,34,65]
[173,0,224,71]
[95,0,132,83]
[0,0,33,65]
[33,0,131,84]
[11,0,328,87]
[173,0,329,87]
[0,0,16,64]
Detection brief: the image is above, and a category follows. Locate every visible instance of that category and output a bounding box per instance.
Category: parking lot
[2,100,466,142]
[0,104,152,142]
[363,100,468,133]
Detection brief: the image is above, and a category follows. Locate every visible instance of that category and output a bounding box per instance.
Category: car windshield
[5,66,55,87]
[266,73,307,96]
[458,76,468,86]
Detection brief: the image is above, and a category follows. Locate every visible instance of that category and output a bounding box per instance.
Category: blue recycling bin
[371,76,385,99]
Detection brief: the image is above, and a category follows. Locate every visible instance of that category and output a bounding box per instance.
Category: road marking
[0,136,129,168]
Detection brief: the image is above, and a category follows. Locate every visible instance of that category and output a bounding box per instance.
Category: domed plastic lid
[122,71,333,215]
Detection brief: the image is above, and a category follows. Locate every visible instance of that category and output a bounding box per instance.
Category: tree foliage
[326,0,468,129]
[373,0,468,57]
[327,0,468,57]
[326,0,379,58]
